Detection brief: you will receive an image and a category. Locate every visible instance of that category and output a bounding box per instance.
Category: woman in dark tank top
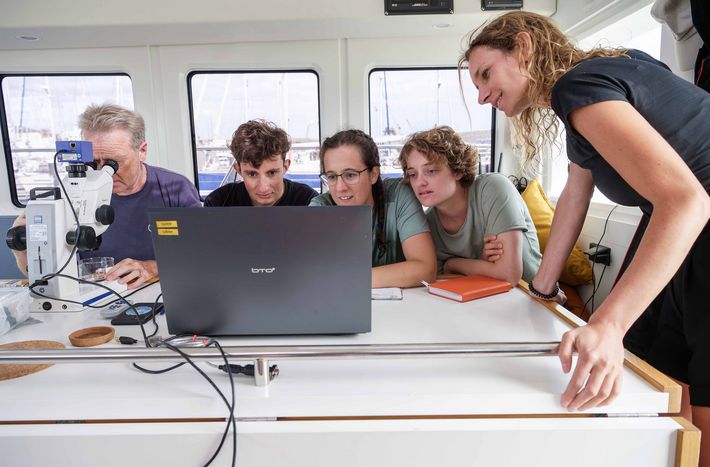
[461,11,710,465]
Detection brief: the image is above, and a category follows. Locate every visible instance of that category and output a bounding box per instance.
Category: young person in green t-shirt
[310,129,436,288]
[398,126,541,285]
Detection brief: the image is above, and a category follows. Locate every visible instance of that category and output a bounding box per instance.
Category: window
[188,71,320,198]
[545,3,662,201]
[369,68,494,179]
[1,74,134,206]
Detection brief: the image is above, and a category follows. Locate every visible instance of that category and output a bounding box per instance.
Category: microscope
[5,141,127,312]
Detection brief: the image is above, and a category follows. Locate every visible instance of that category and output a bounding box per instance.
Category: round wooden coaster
[0,340,65,381]
[69,326,115,347]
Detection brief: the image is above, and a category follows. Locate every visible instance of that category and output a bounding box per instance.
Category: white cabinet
[0,286,699,466]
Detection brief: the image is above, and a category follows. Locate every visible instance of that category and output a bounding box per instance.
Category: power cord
[31,150,79,280]
[584,205,618,314]
[30,279,235,465]
[28,151,161,347]
[159,338,237,467]
[206,361,279,377]
[145,292,163,339]
[31,273,158,347]
[25,153,236,465]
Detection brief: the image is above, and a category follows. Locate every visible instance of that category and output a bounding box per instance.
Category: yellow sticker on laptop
[157,228,179,236]
[156,220,178,228]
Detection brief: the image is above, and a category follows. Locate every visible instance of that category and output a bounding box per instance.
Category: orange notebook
[427,275,512,302]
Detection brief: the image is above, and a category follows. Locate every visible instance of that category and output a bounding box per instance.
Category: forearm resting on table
[372,259,436,288]
[444,257,521,285]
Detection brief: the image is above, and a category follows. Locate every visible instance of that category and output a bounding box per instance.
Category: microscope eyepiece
[102,159,119,175]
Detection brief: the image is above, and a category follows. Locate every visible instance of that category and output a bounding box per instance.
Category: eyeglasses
[320,167,369,186]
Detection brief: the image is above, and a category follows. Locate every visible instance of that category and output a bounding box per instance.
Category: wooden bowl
[68,326,115,347]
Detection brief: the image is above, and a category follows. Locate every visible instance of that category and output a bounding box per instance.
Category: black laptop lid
[148,206,372,336]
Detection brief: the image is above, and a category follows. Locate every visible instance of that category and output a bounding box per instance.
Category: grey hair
[78,103,145,149]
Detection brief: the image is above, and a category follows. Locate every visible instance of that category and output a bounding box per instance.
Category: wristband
[528,281,560,300]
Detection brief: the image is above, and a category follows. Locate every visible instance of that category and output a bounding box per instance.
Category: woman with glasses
[310,129,437,288]
[399,126,541,285]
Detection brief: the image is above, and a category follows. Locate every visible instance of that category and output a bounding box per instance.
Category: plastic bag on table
[0,289,30,337]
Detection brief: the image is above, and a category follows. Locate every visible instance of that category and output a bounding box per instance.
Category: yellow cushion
[521,179,593,286]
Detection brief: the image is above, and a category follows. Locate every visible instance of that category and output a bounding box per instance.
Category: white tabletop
[0,284,670,421]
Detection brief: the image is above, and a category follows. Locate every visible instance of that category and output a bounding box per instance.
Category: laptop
[148,206,372,336]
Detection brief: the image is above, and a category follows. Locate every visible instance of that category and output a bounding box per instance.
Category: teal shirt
[426,173,541,283]
[310,178,429,266]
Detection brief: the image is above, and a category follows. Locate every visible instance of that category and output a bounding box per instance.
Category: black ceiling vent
[385,0,453,15]
[481,0,523,10]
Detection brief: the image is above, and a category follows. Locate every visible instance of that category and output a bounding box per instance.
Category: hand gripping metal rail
[0,341,560,386]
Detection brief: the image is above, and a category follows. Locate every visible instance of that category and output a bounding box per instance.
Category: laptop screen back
[149,206,372,336]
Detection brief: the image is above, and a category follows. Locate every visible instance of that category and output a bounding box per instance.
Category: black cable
[584,205,618,313]
[27,157,234,461]
[214,340,237,467]
[28,260,157,311]
[37,150,80,279]
[589,264,609,313]
[132,361,185,374]
[27,153,158,334]
[28,275,156,309]
[129,294,168,371]
[30,273,157,347]
[146,293,163,339]
[159,340,237,467]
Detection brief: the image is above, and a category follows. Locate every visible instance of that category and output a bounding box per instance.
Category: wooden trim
[624,351,682,414]
[518,281,582,328]
[518,281,682,414]
[673,416,701,467]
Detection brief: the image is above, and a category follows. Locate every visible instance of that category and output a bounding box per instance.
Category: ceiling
[1,0,557,50]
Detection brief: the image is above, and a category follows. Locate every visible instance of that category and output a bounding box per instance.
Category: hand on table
[558,321,625,411]
[106,258,158,290]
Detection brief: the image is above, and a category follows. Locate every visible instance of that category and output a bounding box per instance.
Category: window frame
[367,66,497,173]
[0,72,133,207]
[186,69,322,198]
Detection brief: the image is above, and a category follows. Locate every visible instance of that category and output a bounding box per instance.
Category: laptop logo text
[251,267,276,274]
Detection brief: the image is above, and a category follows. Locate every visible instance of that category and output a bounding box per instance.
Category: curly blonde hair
[399,126,479,188]
[459,11,627,163]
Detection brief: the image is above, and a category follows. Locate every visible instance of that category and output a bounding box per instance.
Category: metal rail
[0,341,560,386]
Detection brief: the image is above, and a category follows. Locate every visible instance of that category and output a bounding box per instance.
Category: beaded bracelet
[528,281,560,300]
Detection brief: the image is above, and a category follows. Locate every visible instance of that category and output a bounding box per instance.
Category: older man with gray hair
[12,103,201,289]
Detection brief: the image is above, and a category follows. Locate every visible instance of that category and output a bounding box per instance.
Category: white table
[0,283,699,467]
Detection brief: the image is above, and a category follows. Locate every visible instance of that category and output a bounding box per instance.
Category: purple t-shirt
[80,164,201,262]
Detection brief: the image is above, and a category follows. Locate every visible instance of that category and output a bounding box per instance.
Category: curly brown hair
[459,11,627,163]
[399,126,479,188]
[229,119,291,168]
